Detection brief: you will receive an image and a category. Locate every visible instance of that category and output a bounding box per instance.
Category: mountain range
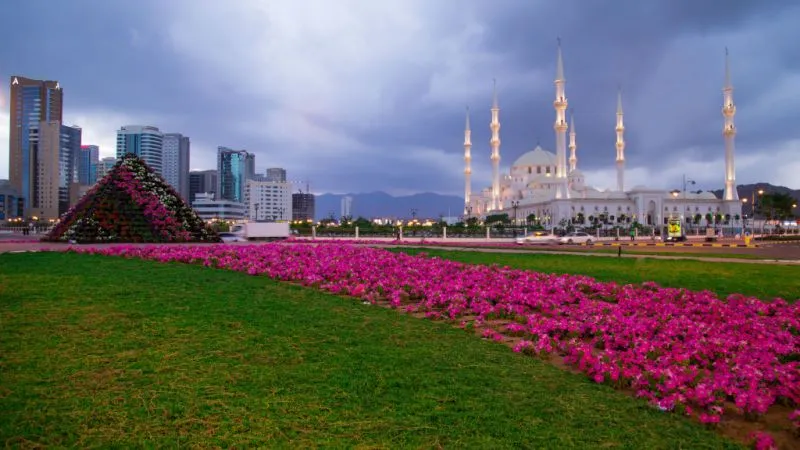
[314,183,799,220]
[313,192,464,221]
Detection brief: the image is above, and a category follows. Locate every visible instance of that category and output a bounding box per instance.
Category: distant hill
[313,191,464,220]
[710,183,800,202]
[311,183,798,221]
[712,183,799,215]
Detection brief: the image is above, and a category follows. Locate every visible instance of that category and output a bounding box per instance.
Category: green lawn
[517,246,769,260]
[420,244,770,260]
[392,248,800,302]
[0,252,740,449]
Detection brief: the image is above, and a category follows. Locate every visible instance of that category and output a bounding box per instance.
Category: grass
[454,244,770,260]
[0,252,741,449]
[391,248,800,302]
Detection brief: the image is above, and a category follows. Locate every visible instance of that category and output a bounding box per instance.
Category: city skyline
[1,0,800,197]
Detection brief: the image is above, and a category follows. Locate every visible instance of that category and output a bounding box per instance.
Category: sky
[1,0,799,196]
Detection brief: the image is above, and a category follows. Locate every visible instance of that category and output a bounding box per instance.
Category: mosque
[464,43,742,229]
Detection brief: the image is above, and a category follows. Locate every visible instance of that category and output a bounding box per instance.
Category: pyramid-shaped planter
[44,153,221,243]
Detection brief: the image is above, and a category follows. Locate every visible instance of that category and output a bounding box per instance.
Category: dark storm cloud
[2,0,799,193]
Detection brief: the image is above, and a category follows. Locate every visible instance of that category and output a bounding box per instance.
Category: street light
[511,200,520,226]
[681,175,696,198]
[411,208,418,221]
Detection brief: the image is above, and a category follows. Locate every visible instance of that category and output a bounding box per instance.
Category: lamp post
[751,189,764,234]
[411,208,418,221]
[682,174,696,196]
[511,200,519,226]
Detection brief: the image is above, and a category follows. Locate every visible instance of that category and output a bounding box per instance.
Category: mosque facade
[464,44,742,229]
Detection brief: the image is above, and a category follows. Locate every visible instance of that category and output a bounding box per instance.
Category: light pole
[752,189,764,234]
[411,208,418,221]
[511,200,519,226]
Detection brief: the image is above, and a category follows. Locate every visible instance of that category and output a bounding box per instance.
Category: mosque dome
[697,191,719,200]
[512,146,557,168]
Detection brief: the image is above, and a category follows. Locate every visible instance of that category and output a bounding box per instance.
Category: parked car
[559,232,594,245]
[219,232,246,243]
[516,231,559,245]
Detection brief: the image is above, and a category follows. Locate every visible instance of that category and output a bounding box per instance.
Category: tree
[759,192,796,221]
[485,213,510,224]
[526,213,537,224]
[705,213,713,225]
[353,216,371,228]
[694,214,702,225]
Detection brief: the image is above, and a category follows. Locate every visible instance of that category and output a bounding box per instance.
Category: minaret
[615,88,626,192]
[568,109,577,172]
[553,39,570,199]
[722,48,739,201]
[464,106,472,212]
[490,79,501,210]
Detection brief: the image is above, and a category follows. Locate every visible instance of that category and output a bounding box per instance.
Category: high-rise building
[30,122,81,219]
[266,168,287,182]
[59,125,82,215]
[292,192,315,221]
[245,180,291,222]
[189,169,218,203]
[246,153,256,180]
[341,196,353,219]
[217,147,253,203]
[96,157,117,181]
[116,125,164,174]
[78,145,100,186]
[0,180,24,220]
[8,76,64,216]
[162,133,190,199]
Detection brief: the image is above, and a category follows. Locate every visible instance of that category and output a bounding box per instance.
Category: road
[2,234,799,264]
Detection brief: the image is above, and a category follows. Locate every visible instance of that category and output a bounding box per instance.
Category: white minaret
[568,109,577,172]
[464,106,472,212]
[722,48,739,201]
[490,79,501,210]
[553,39,570,199]
[615,88,626,192]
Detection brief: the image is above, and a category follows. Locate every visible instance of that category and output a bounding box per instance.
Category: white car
[559,232,594,245]
[516,231,559,245]
[219,232,247,243]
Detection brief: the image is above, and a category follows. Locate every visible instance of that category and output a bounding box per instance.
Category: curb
[580,242,757,248]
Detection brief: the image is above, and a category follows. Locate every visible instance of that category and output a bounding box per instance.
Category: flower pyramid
[43,153,220,243]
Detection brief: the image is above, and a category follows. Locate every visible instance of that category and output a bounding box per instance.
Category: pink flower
[64,242,800,429]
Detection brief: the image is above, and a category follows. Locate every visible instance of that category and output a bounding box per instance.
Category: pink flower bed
[67,243,799,440]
